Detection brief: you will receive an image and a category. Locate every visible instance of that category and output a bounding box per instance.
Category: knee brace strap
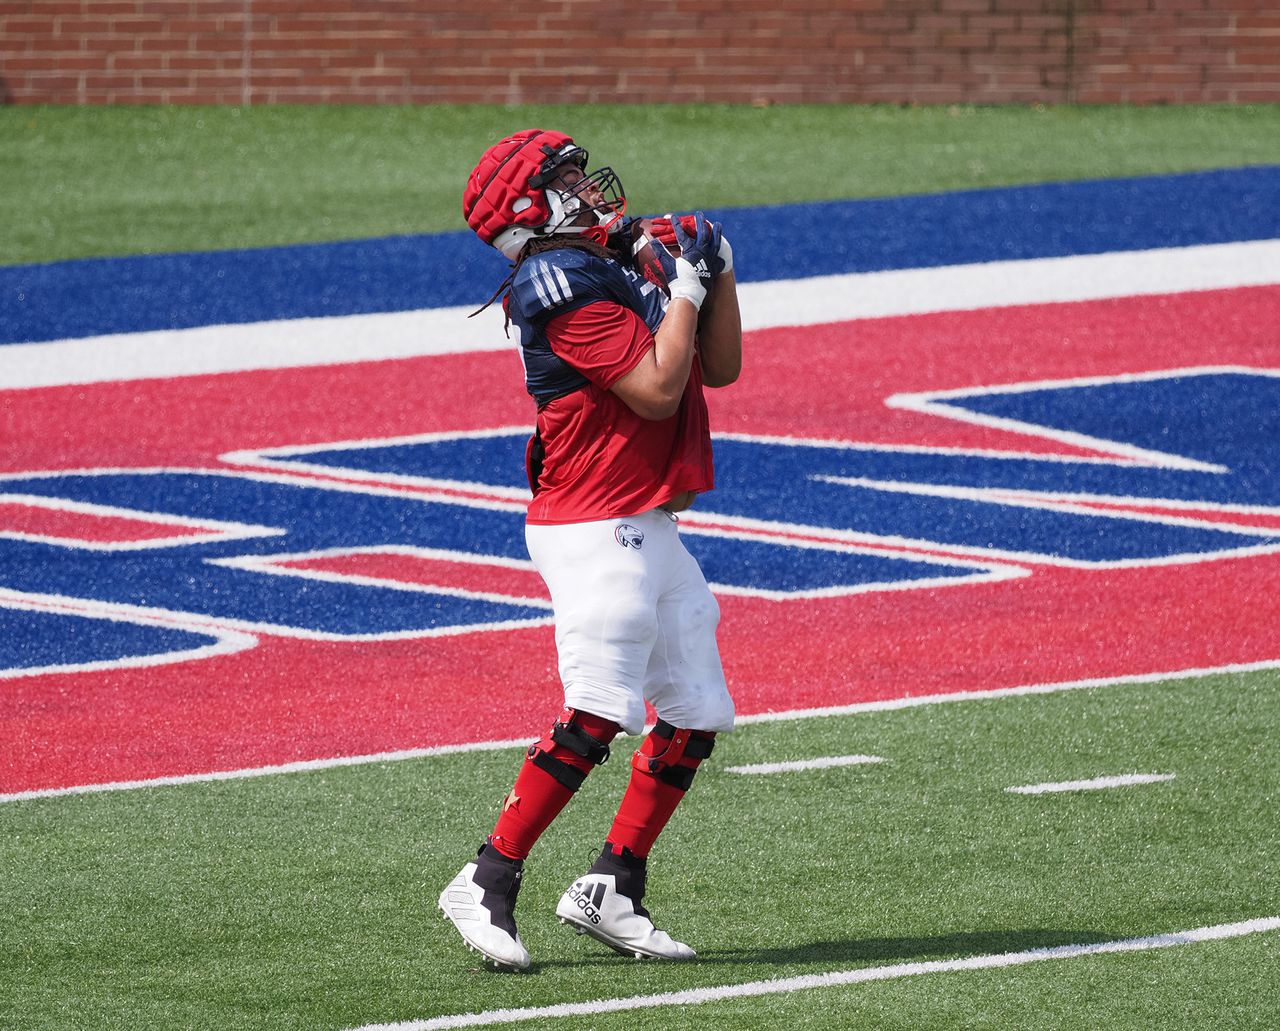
[526,710,617,793]
[632,722,717,791]
[550,712,612,766]
[651,719,717,760]
[527,744,589,791]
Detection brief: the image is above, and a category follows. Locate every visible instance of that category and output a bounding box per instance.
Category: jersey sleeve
[544,301,654,390]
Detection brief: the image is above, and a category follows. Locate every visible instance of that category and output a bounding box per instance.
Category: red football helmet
[463,129,626,260]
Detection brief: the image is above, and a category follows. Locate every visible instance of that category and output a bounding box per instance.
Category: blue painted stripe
[3,167,1277,346]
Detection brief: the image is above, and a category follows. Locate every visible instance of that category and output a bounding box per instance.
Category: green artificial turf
[2,670,1277,1030]
[3,103,1279,265]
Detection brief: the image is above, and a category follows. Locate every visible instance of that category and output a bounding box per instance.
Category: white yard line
[5,239,1279,389]
[345,916,1280,1031]
[3,659,1277,805]
[726,754,886,775]
[1007,773,1176,795]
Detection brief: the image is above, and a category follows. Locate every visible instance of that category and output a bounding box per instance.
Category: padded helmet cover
[463,129,584,250]
[464,128,625,260]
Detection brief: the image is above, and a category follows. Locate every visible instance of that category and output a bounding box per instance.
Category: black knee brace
[631,719,717,791]
[527,710,613,791]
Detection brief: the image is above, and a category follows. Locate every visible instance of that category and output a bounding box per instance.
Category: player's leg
[557,514,733,959]
[438,517,658,969]
[438,706,618,970]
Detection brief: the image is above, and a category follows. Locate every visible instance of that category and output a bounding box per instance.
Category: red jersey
[526,301,714,524]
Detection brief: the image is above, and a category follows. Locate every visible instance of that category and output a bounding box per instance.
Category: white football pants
[525,508,735,736]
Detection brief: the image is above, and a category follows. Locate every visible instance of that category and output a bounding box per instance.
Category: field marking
[4,659,1277,804]
[346,915,1280,1031]
[885,364,1280,474]
[1007,773,1176,795]
[5,239,1279,389]
[0,738,531,804]
[726,755,886,775]
[730,659,1280,726]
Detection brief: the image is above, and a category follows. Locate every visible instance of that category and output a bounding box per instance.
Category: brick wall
[2,0,1277,106]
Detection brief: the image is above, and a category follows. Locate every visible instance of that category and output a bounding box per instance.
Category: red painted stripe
[275,551,549,600]
[0,500,219,545]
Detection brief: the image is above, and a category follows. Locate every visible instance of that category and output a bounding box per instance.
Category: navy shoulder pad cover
[509,248,633,323]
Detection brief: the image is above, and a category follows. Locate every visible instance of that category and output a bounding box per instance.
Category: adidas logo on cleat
[562,879,606,925]
[555,861,697,961]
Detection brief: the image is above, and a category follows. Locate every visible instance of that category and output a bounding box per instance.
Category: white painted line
[0,738,530,804]
[732,658,1280,726]
[736,239,1280,332]
[1007,773,1176,795]
[347,916,1280,1031]
[0,303,511,390]
[4,658,1277,805]
[726,754,886,775]
[5,239,1279,389]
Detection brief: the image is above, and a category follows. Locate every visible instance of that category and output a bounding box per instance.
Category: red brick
[138,73,190,87]
[1237,14,1280,31]
[135,1,199,15]
[105,16,169,34]
[2,17,53,33]
[1,55,75,71]
[81,72,137,88]
[189,72,249,88]
[941,31,993,48]
[968,14,1020,31]
[166,19,221,34]
[110,53,161,70]
[167,54,219,69]
[859,13,913,32]
[187,32,247,51]
[1019,14,1068,30]
[1234,48,1280,65]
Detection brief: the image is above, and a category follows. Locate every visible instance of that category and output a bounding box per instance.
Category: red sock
[488,709,619,861]
[607,725,714,859]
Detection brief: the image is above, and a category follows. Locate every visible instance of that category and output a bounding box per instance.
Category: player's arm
[609,296,700,420]
[612,214,723,419]
[697,268,742,388]
[641,212,740,389]
[545,300,698,422]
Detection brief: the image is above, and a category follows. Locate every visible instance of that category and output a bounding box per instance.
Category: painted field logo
[2,367,1276,678]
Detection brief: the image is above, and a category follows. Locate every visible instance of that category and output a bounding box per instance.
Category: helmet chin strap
[544,199,626,247]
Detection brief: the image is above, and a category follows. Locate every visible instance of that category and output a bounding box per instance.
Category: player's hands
[653,214,731,275]
[668,211,722,310]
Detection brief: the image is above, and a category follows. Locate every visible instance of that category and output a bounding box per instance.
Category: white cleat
[555,847,696,961]
[438,846,531,971]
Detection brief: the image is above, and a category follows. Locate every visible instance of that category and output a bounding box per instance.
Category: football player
[438,128,741,970]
